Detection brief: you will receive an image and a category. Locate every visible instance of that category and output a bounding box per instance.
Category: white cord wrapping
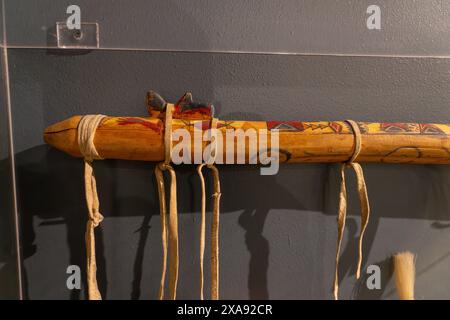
[78,114,107,300]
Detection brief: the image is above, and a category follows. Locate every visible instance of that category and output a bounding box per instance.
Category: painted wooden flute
[44,91,450,165]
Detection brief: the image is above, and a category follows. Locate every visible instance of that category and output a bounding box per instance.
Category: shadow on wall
[11,143,315,299]
[324,163,450,299]
[0,158,20,299]
[3,141,450,299]
[13,145,161,299]
[352,255,394,300]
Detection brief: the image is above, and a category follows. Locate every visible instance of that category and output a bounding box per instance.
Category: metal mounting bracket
[56,22,99,49]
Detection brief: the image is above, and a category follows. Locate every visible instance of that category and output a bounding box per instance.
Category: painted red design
[172,104,212,120]
[419,124,445,135]
[328,122,343,133]
[117,117,162,133]
[380,123,411,133]
[267,121,305,131]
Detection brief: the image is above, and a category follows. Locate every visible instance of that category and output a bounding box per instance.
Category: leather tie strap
[197,118,221,300]
[78,114,107,300]
[155,103,179,300]
[333,120,370,300]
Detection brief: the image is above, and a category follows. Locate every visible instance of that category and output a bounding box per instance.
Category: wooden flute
[44,91,450,165]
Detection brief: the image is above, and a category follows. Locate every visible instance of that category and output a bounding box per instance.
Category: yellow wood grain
[44,116,450,164]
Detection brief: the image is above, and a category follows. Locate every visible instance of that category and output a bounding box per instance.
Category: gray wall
[0,1,20,298]
[5,0,450,55]
[2,1,450,299]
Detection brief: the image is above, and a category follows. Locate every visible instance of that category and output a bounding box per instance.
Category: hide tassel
[333,120,371,300]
